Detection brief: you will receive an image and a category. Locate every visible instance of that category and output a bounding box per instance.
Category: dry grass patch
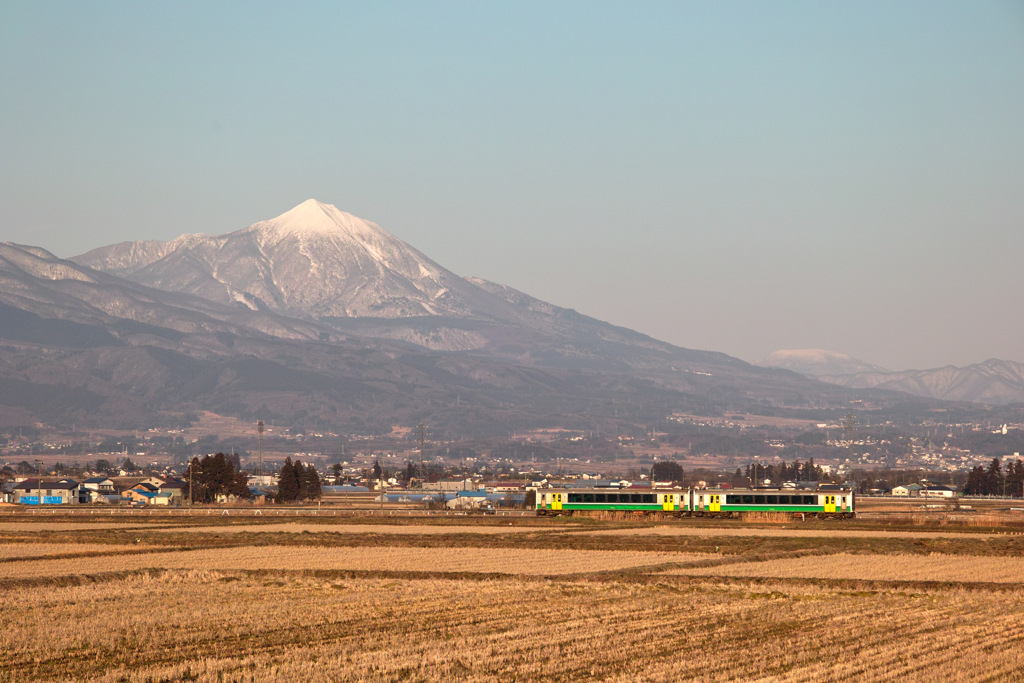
[0,522,151,531]
[575,525,1002,540]
[0,543,151,560]
[158,523,551,535]
[668,552,1024,583]
[0,546,708,580]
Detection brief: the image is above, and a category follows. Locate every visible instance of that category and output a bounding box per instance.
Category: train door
[840,495,848,514]
[552,493,563,511]
[696,493,705,512]
[710,494,721,512]
[824,495,835,513]
[663,494,675,511]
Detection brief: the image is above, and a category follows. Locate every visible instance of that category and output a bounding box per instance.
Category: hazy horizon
[3,2,1022,370]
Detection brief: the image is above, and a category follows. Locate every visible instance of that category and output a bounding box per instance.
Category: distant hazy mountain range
[757,349,1024,405]
[0,200,978,433]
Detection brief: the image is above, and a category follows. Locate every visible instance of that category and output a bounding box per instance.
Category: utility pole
[417,421,426,473]
[35,459,42,507]
[257,419,265,480]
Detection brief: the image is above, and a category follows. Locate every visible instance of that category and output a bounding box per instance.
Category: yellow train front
[536,487,854,519]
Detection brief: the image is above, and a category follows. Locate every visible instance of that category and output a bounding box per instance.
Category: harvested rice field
[668,551,1024,583]
[0,522,152,531]
[575,525,1005,539]
[0,546,704,580]
[2,511,1023,682]
[159,522,553,535]
[0,542,156,559]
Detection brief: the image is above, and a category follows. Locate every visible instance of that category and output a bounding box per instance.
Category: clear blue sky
[2,1,1022,370]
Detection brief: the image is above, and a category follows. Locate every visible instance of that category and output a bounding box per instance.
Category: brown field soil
[0,543,159,559]
[0,546,705,580]
[667,552,1024,583]
[574,525,1006,539]
[0,522,153,531]
[2,514,1024,681]
[157,523,553,535]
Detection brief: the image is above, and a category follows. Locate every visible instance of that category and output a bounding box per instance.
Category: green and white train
[536,487,855,519]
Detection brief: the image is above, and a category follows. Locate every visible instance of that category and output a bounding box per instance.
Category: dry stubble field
[1,512,1023,682]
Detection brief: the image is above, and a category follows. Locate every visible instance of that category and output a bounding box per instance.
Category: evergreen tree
[986,458,1004,496]
[651,461,684,483]
[965,465,987,495]
[184,457,206,503]
[277,457,298,503]
[295,460,308,500]
[304,465,322,500]
[1008,459,1024,498]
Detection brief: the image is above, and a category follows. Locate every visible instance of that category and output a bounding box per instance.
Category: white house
[892,483,923,497]
[921,484,957,498]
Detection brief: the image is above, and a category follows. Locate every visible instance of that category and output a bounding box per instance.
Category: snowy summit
[251,199,383,241]
[73,199,488,319]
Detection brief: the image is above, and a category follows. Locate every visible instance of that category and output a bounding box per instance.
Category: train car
[536,486,855,519]
[692,487,855,519]
[535,488,688,516]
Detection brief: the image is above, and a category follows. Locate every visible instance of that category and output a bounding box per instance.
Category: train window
[628,494,640,503]
[779,496,790,505]
[568,494,582,503]
[805,496,816,505]
[595,494,606,503]
[754,495,765,504]
[766,495,778,504]
[643,495,654,504]
[741,495,753,504]
[583,494,594,503]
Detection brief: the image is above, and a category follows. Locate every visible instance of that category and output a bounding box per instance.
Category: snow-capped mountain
[756,349,889,378]
[75,199,497,320]
[71,200,745,370]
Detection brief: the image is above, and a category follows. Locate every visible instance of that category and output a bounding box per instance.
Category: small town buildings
[892,483,923,497]
[249,487,272,504]
[82,477,115,494]
[158,479,186,505]
[446,490,490,510]
[81,477,117,503]
[14,479,80,505]
[921,484,957,498]
[121,488,157,505]
[422,478,477,492]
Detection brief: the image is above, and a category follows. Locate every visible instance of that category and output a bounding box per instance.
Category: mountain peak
[756,349,889,377]
[255,199,382,241]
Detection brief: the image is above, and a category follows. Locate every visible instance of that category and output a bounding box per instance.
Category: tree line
[964,457,1024,497]
[275,457,322,503]
[183,453,250,503]
[741,459,826,485]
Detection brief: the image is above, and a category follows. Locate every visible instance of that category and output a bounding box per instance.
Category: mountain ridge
[0,202,976,432]
[758,348,1024,405]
